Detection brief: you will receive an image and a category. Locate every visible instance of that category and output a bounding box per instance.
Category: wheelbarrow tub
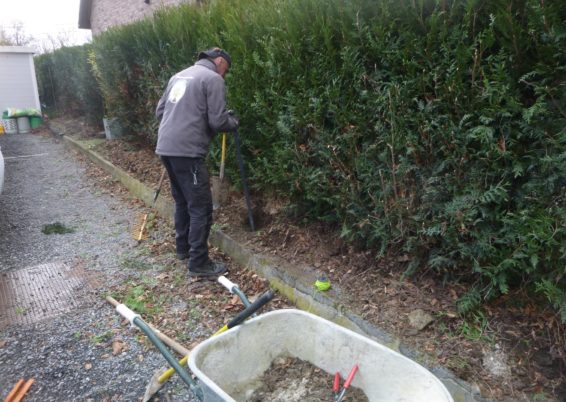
[188,309,453,402]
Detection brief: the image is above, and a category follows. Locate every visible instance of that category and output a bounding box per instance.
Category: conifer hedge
[35,45,103,123]
[37,0,566,318]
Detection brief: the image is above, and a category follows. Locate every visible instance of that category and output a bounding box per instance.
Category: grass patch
[42,222,75,235]
[91,330,112,345]
[117,278,165,320]
[119,249,154,270]
[15,307,27,315]
[458,311,494,344]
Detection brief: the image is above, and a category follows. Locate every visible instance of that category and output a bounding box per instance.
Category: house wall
[90,0,195,36]
[0,47,41,113]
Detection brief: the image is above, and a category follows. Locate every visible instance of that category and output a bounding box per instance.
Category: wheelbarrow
[112,281,453,402]
[188,309,454,402]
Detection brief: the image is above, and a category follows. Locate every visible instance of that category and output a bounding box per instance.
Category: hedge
[36,0,566,319]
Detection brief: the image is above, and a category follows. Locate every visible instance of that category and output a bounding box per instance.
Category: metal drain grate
[0,262,95,330]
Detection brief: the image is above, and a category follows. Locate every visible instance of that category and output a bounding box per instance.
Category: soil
[52,116,565,402]
[232,356,368,402]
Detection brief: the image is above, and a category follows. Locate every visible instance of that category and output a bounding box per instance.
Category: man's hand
[228,110,239,129]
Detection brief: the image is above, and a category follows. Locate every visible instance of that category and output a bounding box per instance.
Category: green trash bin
[29,116,42,129]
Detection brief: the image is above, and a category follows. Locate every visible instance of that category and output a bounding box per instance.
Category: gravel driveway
[0,132,195,401]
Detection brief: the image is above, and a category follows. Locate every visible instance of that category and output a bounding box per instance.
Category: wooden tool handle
[220,133,226,180]
[157,167,167,189]
[105,296,189,356]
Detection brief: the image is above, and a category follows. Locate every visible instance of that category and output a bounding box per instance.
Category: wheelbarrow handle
[112,300,199,393]
[158,290,275,384]
[219,289,275,334]
[218,275,252,308]
[218,276,237,293]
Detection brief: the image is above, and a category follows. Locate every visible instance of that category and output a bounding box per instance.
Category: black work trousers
[161,156,212,269]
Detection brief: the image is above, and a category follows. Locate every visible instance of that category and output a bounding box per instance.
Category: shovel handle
[220,133,226,180]
[152,168,167,204]
[234,130,255,231]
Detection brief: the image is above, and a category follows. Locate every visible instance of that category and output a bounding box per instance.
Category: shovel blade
[211,176,229,210]
[142,366,168,402]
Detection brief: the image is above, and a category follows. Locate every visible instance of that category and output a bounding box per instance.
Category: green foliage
[122,280,163,318]
[39,0,566,319]
[41,222,75,235]
[35,45,104,125]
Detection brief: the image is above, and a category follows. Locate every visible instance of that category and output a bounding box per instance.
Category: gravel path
[0,132,196,401]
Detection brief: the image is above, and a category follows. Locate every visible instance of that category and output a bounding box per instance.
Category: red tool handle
[333,372,340,393]
[343,364,359,389]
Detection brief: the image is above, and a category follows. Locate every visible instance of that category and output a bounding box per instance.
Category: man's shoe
[188,260,227,277]
[176,252,189,260]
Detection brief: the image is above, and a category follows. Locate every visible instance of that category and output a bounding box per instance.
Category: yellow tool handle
[135,214,149,242]
[157,290,273,384]
[157,325,228,384]
[220,133,226,180]
[213,324,229,337]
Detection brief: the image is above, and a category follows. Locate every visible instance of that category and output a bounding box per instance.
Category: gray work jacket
[155,59,238,158]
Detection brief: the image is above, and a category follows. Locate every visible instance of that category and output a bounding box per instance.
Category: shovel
[142,288,274,401]
[234,129,255,231]
[211,133,228,210]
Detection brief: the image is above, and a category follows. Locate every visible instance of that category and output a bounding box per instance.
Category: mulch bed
[53,117,565,401]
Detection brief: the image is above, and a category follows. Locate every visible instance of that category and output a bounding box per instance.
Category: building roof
[0,46,36,54]
[78,0,92,29]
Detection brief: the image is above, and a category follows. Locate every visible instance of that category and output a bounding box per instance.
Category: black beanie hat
[198,48,232,67]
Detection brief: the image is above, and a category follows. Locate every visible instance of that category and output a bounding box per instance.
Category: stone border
[61,133,487,402]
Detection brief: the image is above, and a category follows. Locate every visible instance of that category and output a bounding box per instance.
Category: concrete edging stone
[61,133,488,402]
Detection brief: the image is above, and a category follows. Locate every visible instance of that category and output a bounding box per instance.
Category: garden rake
[133,167,167,241]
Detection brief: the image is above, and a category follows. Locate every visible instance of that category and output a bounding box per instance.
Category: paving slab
[0,262,98,330]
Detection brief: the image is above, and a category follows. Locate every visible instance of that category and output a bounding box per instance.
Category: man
[155,47,239,277]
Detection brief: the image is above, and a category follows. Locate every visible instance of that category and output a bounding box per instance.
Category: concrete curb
[61,133,488,402]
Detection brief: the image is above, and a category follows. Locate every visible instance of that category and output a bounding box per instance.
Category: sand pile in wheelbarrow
[233,356,369,402]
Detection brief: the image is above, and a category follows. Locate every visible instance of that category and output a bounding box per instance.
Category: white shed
[0,46,41,113]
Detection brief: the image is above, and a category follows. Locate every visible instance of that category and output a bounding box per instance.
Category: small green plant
[532,391,550,401]
[120,256,154,270]
[15,307,27,315]
[42,222,75,235]
[92,331,112,344]
[173,272,185,287]
[446,356,470,371]
[458,312,493,343]
[123,281,163,319]
[186,299,203,326]
[141,275,158,288]
[124,285,147,314]
[211,222,228,231]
